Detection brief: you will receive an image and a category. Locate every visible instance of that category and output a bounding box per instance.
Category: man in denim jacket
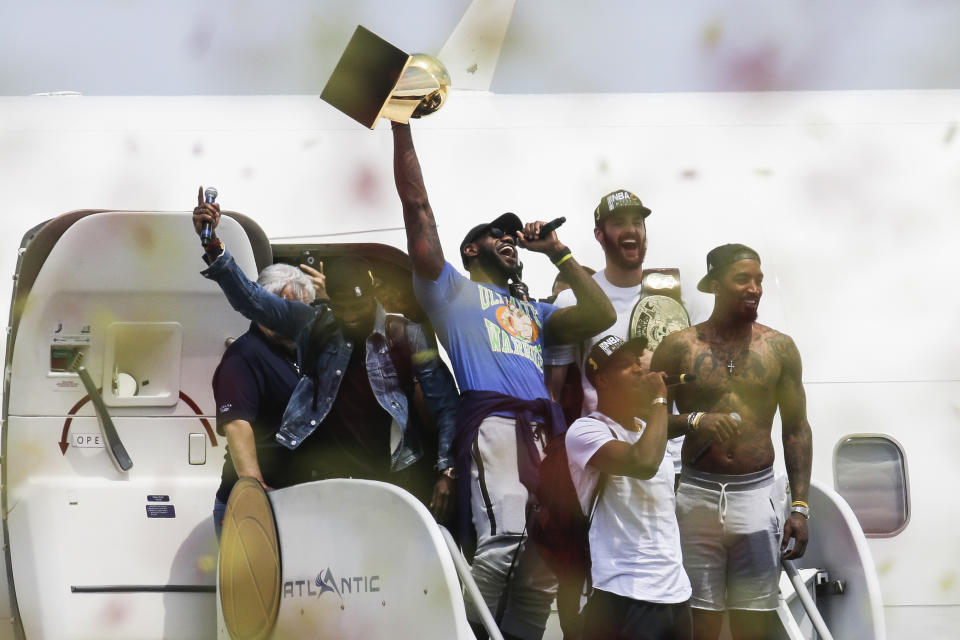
[193,198,460,520]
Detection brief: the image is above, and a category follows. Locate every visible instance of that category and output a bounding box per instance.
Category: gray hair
[257,263,314,302]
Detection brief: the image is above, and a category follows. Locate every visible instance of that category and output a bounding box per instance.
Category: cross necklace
[703,326,752,375]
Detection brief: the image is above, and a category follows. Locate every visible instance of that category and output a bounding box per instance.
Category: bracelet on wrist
[204,237,223,255]
[790,503,810,519]
[551,247,573,266]
[201,238,225,265]
[651,396,668,408]
[687,412,705,431]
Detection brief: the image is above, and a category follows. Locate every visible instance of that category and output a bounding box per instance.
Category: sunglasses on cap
[488,227,508,239]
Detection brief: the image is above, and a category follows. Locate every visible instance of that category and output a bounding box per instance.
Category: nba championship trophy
[321,26,451,129]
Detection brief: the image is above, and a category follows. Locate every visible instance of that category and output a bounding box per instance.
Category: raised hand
[299,262,327,300]
[192,185,221,238]
[515,220,566,259]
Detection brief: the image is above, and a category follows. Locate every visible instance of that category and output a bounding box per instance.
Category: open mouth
[619,237,640,253]
[498,244,517,260]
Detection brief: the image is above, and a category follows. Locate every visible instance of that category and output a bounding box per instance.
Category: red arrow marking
[60,393,95,454]
[179,391,218,447]
[58,390,219,454]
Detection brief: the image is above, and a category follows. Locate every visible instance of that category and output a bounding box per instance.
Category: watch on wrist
[790,505,810,519]
[651,396,668,408]
[441,467,457,480]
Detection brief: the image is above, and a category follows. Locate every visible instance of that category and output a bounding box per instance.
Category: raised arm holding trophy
[323,24,620,640]
[320,25,450,129]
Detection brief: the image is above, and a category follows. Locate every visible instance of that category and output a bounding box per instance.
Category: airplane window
[834,436,909,537]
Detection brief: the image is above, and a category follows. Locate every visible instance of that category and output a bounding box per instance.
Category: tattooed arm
[650,332,693,438]
[776,333,812,559]
[391,122,444,281]
[650,330,726,441]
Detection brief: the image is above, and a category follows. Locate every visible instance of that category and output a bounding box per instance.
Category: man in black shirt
[212,263,316,537]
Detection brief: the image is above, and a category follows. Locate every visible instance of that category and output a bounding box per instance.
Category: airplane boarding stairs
[216,478,883,640]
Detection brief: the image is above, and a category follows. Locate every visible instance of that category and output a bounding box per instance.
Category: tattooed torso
[655,322,797,474]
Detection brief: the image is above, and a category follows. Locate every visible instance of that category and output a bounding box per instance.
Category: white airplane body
[0,86,957,639]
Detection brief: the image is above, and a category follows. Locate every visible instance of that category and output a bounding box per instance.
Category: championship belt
[628,268,690,352]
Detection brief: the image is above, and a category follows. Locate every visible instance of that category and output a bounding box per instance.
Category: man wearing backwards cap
[191,198,461,523]
[565,335,692,640]
[650,244,813,640]
[391,122,615,640]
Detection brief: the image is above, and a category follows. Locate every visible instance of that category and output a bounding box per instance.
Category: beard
[733,300,759,323]
[600,232,646,270]
[340,316,375,341]
[475,243,517,279]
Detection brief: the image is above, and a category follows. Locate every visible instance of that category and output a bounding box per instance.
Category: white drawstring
[718,482,730,525]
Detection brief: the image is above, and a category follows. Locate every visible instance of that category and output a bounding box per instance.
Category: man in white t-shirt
[566,335,692,640]
[545,189,706,477]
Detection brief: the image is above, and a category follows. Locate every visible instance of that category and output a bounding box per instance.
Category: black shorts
[582,589,692,640]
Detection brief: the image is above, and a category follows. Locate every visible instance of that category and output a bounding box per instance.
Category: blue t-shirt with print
[414,261,558,401]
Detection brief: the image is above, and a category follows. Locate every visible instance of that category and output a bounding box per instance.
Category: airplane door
[2,211,267,640]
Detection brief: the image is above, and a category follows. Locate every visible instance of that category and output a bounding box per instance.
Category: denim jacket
[202,249,458,472]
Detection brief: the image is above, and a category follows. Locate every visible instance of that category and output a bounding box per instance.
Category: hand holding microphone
[538,216,566,239]
[692,411,743,462]
[516,217,568,256]
[193,185,220,246]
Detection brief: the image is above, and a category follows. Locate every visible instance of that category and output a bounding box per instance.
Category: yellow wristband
[554,252,574,267]
[791,500,809,508]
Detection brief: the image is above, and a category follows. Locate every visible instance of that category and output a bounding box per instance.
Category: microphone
[692,412,741,462]
[200,186,218,247]
[538,216,566,239]
[664,373,696,386]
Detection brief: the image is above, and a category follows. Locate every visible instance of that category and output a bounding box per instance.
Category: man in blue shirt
[390,122,616,640]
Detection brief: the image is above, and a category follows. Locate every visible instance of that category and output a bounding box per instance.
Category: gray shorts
[675,466,783,611]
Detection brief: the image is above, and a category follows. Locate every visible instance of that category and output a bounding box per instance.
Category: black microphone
[200,186,218,247]
[538,216,566,239]
[664,373,696,386]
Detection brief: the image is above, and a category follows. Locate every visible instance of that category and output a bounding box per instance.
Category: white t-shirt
[545,269,708,470]
[565,412,691,603]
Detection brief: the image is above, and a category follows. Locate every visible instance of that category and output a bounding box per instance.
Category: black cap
[696,244,761,293]
[459,212,523,268]
[594,189,652,226]
[325,255,376,299]
[584,334,648,385]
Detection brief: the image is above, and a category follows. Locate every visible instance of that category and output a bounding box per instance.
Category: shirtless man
[650,244,812,640]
